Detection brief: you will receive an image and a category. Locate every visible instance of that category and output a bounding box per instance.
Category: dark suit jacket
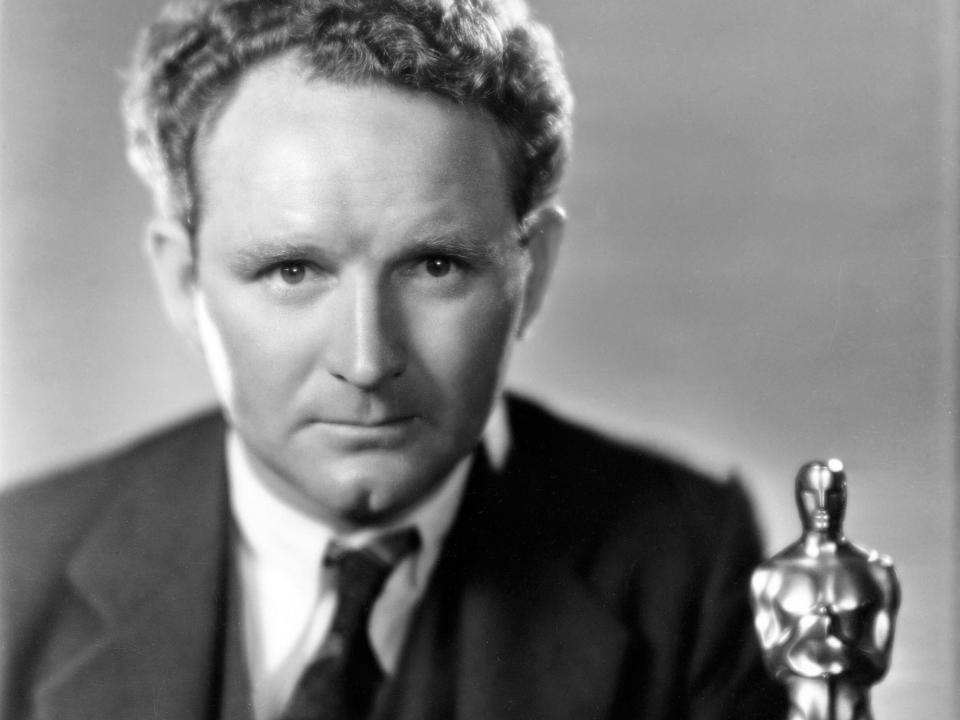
[0,395,786,720]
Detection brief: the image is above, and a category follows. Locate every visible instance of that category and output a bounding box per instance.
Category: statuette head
[795,459,846,537]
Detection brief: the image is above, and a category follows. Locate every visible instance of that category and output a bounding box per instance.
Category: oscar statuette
[750,460,900,720]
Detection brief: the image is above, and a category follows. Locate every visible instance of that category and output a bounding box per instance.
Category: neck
[801,529,843,555]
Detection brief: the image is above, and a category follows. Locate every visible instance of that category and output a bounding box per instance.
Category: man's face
[167,56,553,527]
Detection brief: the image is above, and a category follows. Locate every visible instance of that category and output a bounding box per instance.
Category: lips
[302,415,418,450]
[312,415,415,427]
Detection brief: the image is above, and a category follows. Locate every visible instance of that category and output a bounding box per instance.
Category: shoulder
[501,395,780,712]
[504,393,758,543]
[0,410,225,591]
[0,409,224,521]
[503,393,764,605]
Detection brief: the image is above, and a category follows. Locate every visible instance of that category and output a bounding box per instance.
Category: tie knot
[325,527,421,571]
[324,528,420,630]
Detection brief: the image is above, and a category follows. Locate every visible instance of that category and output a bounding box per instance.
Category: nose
[323,275,406,389]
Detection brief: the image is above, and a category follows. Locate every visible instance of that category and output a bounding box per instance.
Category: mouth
[813,509,830,529]
[303,416,418,447]
[316,417,415,451]
[315,416,415,428]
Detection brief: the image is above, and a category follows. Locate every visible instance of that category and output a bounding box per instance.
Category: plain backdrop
[1,1,956,717]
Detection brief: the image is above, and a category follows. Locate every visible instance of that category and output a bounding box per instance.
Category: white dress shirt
[228,402,509,720]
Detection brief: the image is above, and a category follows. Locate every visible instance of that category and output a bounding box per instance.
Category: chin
[295,460,443,526]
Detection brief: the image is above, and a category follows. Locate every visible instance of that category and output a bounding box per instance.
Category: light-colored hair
[123,0,573,230]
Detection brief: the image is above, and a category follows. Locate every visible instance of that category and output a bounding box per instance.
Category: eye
[424,257,453,278]
[401,252,472,294]
[257,259,326,300]
[278,261,307,284]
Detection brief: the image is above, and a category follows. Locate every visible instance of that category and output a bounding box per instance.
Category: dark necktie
[279,528,421,720]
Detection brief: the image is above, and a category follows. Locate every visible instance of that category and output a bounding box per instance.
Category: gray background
[1,1,955,716]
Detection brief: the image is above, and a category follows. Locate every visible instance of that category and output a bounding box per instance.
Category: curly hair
[123,0,573,231]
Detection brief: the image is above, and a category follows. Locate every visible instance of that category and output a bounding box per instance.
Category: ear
[144,218,202,349]
[517,204,564,338]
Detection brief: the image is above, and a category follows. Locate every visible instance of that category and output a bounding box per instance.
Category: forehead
[194,53,515,240]
[798,467,845,493]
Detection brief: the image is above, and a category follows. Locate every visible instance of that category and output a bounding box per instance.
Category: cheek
[799,494,818,517]
[194,294,240,405]
[195,291,312,414]
[409,286,521,396]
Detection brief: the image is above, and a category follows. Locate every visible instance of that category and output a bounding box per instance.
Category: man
[0,1,786,718]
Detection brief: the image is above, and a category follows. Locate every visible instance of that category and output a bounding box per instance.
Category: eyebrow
[229,240,331,273]
[402,232,504,266]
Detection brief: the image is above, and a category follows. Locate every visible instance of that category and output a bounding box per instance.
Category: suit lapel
[384,447,629,720]
[454,557,629,720]
[32,415,234,720]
